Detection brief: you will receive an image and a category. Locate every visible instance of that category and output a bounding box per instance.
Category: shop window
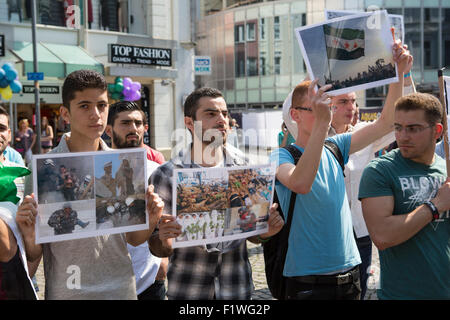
[100,0,119,32]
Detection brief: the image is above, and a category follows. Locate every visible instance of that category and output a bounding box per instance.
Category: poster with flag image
[324,9,404,43]
[295,10,398,96]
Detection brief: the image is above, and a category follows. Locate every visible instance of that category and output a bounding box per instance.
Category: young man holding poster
[270,41,411,300]
[150,87,284,300]
[16,70,164,300]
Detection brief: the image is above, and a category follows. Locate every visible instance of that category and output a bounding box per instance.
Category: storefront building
[0,0,195,158]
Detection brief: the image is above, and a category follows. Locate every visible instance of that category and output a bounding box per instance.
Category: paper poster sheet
[32,148,147,244]
[172,164,276,248]
[295,10,398,96]
[324,9,405,43]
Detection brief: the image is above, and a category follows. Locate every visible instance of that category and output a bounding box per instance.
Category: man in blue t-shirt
[359,93,450,300]
[270,42,411,300]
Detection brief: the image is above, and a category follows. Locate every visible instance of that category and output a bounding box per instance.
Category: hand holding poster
[295,10,398,96]
[172,164,276,248]
[32,148,147,244]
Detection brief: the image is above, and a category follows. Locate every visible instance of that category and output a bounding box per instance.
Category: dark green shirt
[359,149,450,300]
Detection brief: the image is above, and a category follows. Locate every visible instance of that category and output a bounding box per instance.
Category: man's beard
[112,130,142,149]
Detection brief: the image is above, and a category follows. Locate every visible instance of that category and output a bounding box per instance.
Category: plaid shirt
[150,144,254,300]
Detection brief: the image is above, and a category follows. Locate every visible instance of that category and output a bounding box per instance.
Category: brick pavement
[34,242,379,300]
[248,241,380,300]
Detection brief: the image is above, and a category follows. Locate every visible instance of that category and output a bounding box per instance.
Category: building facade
[0,0,195,158]
[195,0,450,114]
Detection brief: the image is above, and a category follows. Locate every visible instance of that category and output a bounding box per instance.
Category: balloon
[0,86,13,100]
[131,90,141,101]
[0,78,9,89]
[107,84,115,92]
[123,90,134,101]
[0,69,5,80]
[10,80,22,93]
[5,69,18,82]
[115,77,123,84]
[114,82,124,93]
[1,63,13,72]
[123,86,132,96]
[123,77,132,87]
[111,92,122,100]
[131,81,141,92]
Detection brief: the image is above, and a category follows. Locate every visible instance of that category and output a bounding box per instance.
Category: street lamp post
[31,0,41,154]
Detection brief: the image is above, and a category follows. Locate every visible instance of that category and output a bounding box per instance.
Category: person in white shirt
[105,100,167,300]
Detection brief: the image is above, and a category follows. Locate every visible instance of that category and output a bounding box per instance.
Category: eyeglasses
[394,124,434,134]
[293,106,312,112]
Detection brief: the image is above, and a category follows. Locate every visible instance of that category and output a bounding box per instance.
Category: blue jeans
[356,235,372,300]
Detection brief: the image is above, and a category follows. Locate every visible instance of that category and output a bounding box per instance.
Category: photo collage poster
[32,148,147,244]
[172,164,276,248]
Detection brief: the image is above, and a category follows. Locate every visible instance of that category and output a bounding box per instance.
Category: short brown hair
[184,87,224,119]
[395,92,443,126]
[62,70,107,110]
[291,80,312,109]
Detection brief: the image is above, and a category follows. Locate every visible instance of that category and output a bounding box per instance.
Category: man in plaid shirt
[149,87,284,300]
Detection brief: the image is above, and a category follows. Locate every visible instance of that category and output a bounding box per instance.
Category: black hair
[183,87,224,120]
[107,100,147,126]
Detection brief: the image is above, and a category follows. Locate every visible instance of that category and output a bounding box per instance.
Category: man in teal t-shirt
[359,93,450,300]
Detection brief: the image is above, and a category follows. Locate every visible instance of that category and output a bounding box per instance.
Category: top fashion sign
[109,44,172,67]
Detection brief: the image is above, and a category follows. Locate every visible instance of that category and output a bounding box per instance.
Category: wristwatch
[423,200,440,221]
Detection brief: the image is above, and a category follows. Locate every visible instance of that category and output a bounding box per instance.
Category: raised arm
[276,81,332,194]
[350,40,412,155]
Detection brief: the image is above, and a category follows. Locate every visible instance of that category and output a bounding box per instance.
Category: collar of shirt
[56,132,111,153]
[171,143,249,169]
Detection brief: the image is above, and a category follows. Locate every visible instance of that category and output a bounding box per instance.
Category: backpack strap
[280,145,302,235]
[324,140,346,177]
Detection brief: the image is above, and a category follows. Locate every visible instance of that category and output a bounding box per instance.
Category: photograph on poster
[32,148,147,244]
[35,156,95,204]
[36,200,96,243]
[324,9,404,43]
[295,10,398,96]
[175,168,229,214]
[95,151,147,229]
[172,164,276,248]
